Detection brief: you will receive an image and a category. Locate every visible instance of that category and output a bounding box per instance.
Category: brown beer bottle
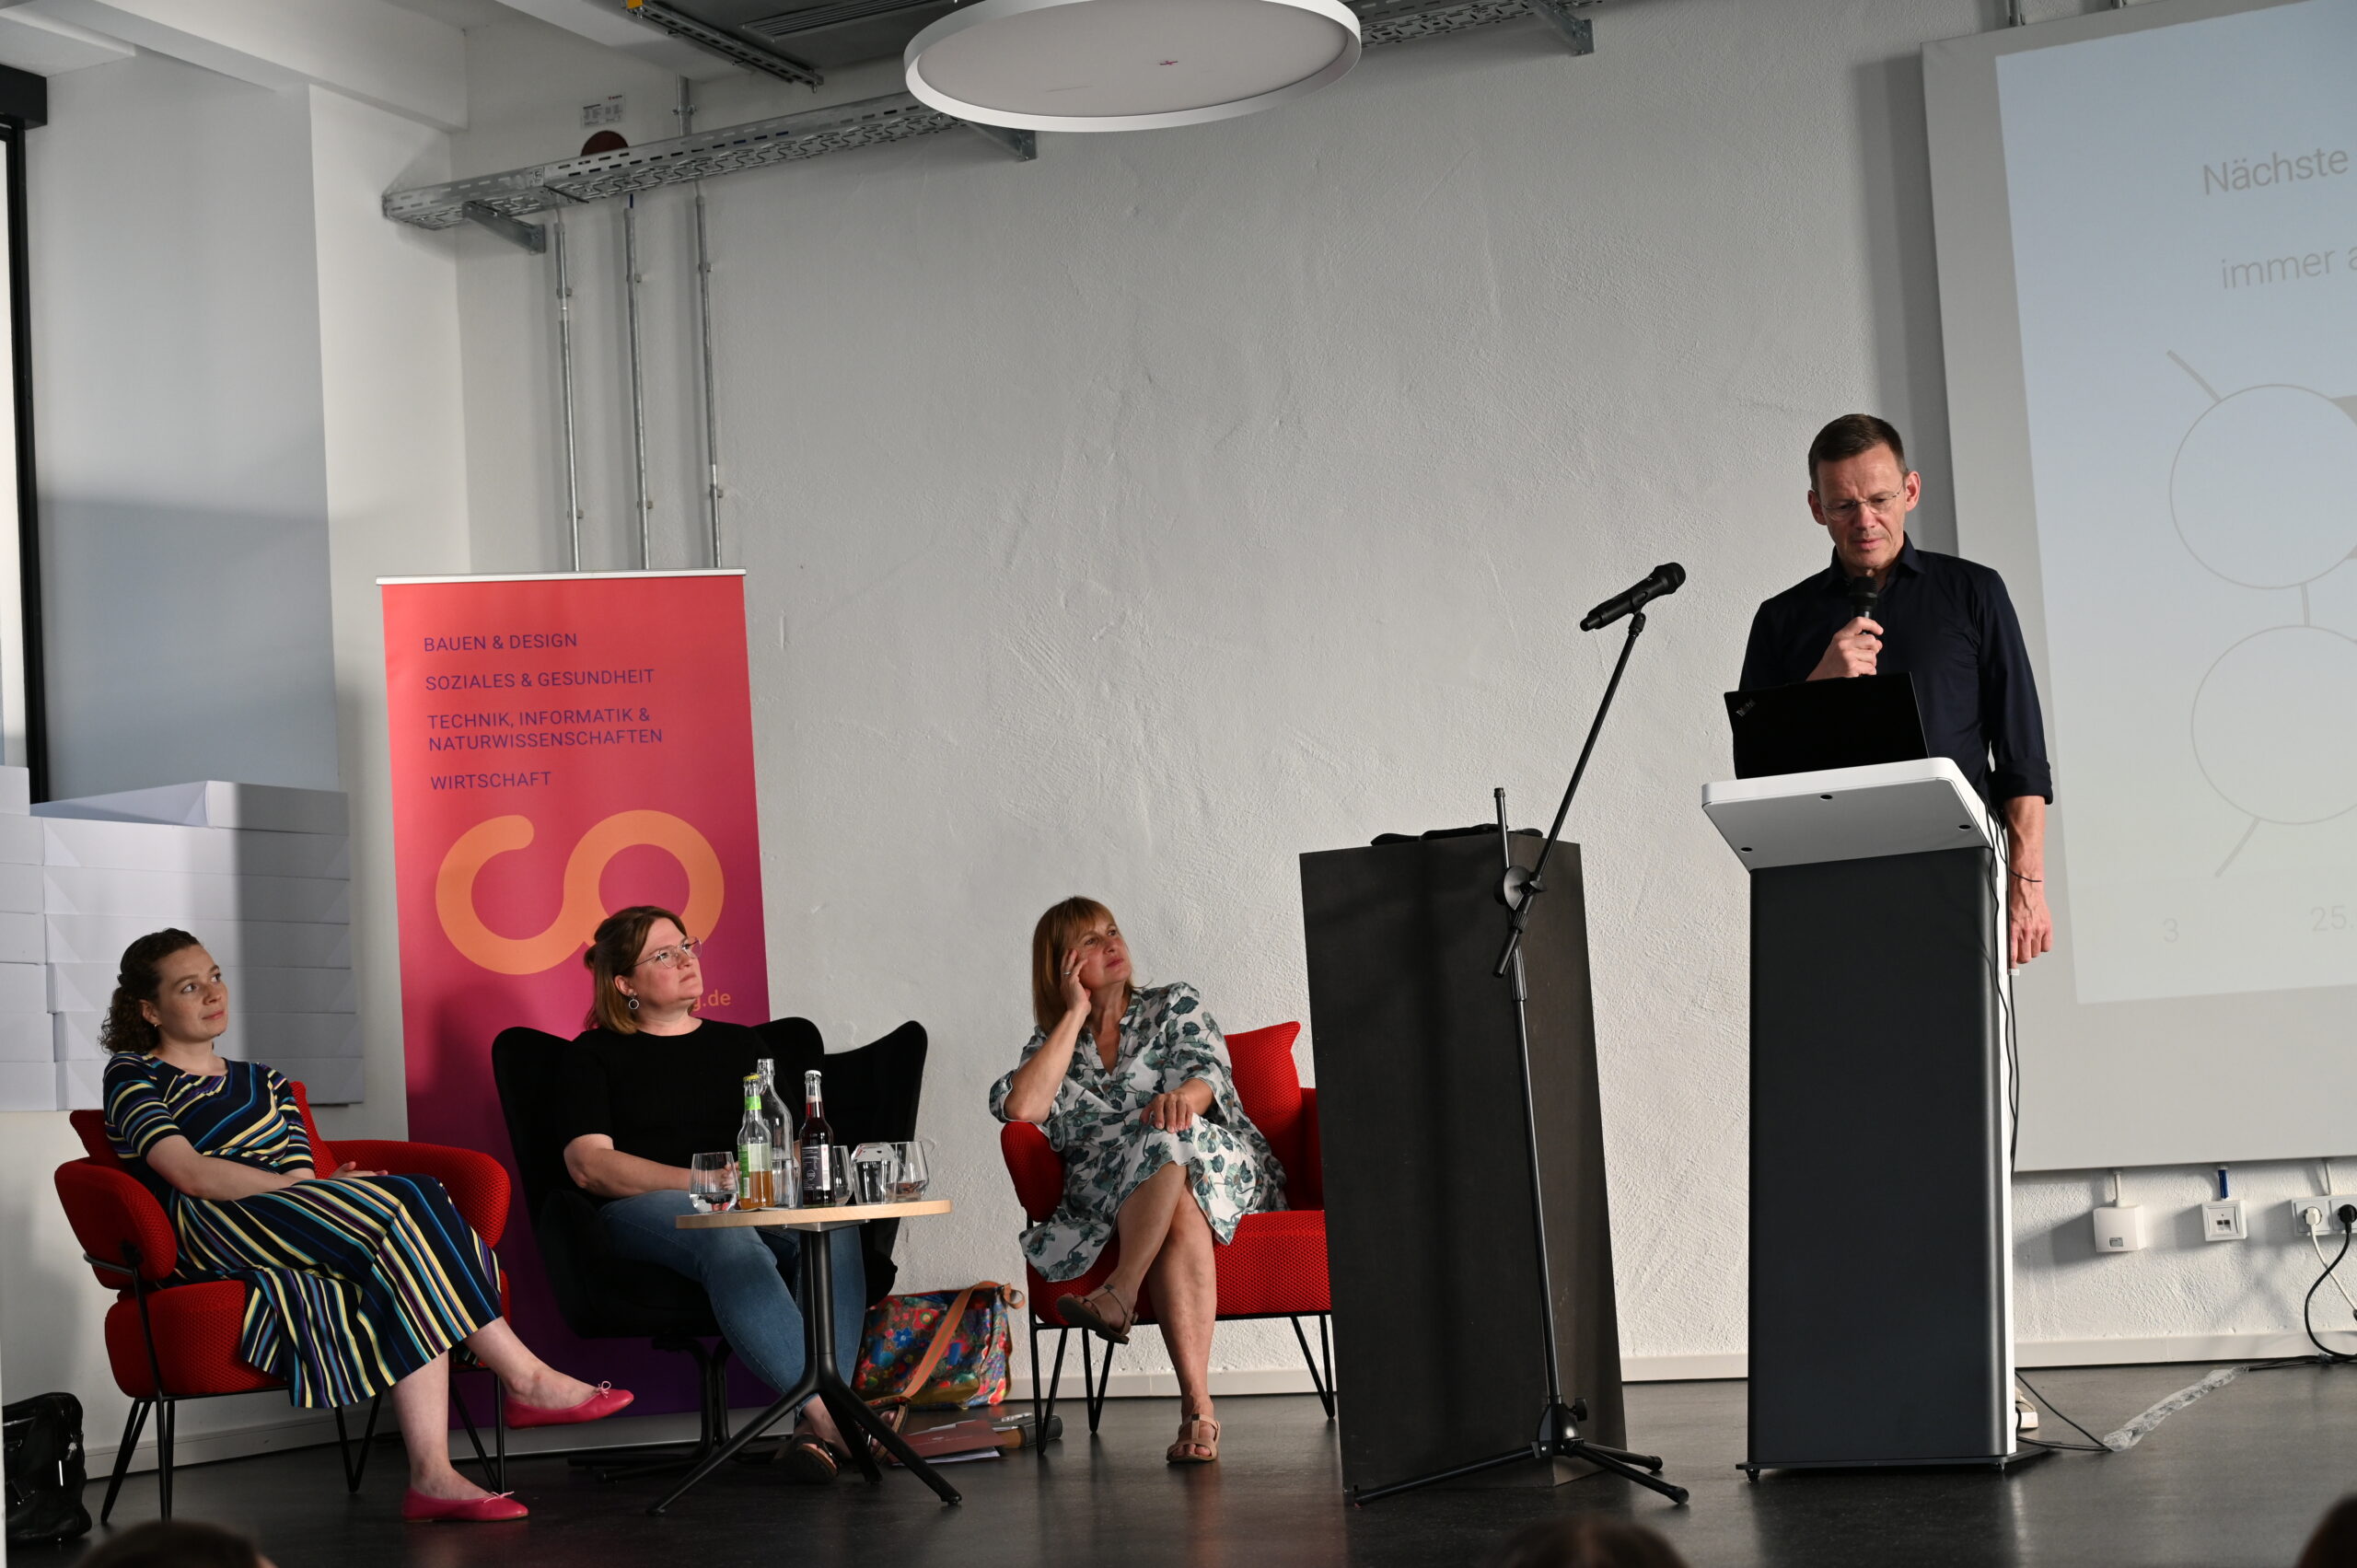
[799,1068,840,1206]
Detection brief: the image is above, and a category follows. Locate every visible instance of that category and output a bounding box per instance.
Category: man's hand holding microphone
[1808,616,1883,680]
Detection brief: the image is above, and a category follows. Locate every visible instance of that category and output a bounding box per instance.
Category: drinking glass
[799,1144,853,1209]
[688,1151,737,1214]
[850,1143,893,1205]
[888,1139,934,1202]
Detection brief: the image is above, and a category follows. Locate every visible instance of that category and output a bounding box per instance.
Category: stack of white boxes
[28,778,358,1112]
[0,766,48,1109]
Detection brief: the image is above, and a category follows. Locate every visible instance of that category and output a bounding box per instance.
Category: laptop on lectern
[1724,672,1930,779]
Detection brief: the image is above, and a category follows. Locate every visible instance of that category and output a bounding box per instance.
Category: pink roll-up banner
[381,570,767,1409]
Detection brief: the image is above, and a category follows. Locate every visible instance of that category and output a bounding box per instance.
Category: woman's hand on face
[1141,1092,1195,1133]
[1060,950,1090,1017]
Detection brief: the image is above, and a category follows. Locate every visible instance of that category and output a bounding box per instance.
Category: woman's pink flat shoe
[506,1382,634,1430]
[402,1488,528,1522]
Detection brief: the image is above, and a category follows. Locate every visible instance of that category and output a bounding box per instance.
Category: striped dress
[103,1052,504,1409]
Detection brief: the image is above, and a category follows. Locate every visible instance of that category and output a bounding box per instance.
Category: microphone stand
[1354,610,1688,1506]
[1495,609,1651,980]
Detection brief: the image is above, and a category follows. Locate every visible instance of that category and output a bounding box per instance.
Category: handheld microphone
[1580,563,1686,632]
[1847,575,1879,622]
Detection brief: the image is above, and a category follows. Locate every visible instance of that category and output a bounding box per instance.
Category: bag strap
[876,1283,998,1408]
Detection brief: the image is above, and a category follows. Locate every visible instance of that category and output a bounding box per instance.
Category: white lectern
[1702,758,2023,1473]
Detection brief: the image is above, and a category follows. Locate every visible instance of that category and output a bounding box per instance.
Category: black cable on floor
[2013,1374,2111,1453]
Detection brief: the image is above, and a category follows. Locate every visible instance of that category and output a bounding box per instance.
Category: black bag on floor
[5,1392,91,1544]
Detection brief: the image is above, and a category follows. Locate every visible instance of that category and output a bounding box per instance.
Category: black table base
[648,1221,961,1512]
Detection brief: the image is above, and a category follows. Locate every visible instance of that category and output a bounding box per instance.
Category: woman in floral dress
[991,898,1284,1465]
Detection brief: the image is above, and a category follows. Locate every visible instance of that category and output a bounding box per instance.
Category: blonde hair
[582,904,688,1035]
[1030,897,1132,1033]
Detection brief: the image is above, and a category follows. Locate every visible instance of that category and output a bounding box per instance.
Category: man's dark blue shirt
[1738,538,2053,805]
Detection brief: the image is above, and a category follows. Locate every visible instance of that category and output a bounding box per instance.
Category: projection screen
[1924,0,2357,1170]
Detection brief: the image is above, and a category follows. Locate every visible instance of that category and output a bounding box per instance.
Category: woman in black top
[560,904,866,1479]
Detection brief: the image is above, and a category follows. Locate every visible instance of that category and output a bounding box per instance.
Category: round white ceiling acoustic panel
[905,0,1363,134]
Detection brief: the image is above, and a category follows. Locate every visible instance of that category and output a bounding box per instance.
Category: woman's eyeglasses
[633,936,702,970]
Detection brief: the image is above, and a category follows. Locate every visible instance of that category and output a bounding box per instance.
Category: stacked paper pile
[0,766,48,1110]
[39,781,356,1111]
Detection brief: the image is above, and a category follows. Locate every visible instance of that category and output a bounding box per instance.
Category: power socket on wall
[2289,1197,2357,1239]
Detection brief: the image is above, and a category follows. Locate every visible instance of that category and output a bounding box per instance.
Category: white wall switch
[2093,1203,2145,1252]
[2200,1200,2246,1241]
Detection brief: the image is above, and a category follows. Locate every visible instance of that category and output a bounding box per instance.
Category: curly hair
[100,928,205,1055]
[583,904,691,1034]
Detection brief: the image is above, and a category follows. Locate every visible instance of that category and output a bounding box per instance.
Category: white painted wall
[449,0,2357,1388]
[1,49,467,1470]
[306,80,473,1144]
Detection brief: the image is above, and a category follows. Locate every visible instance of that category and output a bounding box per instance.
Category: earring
[626,995,638,1013]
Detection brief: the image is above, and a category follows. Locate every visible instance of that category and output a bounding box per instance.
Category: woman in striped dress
[100,929,633,1523]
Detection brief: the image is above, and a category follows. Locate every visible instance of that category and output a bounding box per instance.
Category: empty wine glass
[689,1151,737,1214]
[889,1140,933,1202]
[850,1143,893,1205]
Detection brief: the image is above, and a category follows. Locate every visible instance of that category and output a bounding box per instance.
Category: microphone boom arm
[1494,608,1652,977]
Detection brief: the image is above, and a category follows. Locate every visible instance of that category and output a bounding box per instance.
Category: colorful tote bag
[853,1282,1023,1410]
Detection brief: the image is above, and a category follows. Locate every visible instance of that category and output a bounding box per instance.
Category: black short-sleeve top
[560,1017,812,1199]
[101,1053,314,1206]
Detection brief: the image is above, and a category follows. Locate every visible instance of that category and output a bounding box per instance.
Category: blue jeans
[598,1191,867,1402]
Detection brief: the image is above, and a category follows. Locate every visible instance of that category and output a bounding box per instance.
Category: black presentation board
[1301,831,1624,1495]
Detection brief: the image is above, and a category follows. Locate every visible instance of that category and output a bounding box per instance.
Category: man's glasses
[1821,492,1906,523]
[633,936,702,970]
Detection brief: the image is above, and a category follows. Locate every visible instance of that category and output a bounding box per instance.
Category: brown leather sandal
[1054,1284,1135,1344]
[778,1431,841,1484]
[1167,1414,1220,1465]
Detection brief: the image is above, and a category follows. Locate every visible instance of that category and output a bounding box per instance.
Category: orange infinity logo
[436,811,725,975]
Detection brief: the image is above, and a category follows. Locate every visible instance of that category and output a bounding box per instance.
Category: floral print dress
[989,981,1284,1282]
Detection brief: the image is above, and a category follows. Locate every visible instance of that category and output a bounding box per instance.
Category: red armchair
[1000,1021,1332,1434]
[53,1082,513,1519]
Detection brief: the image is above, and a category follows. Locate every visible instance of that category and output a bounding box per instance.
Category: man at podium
[1737,413,2055,969]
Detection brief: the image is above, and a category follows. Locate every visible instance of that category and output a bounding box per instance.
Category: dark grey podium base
[1747,844,2014,1473]
[1742,1446,2049,1477]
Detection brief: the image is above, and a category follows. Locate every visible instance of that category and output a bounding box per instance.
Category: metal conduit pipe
[680,78,723,567]
[623,193,653,570]
[552,215,583,571]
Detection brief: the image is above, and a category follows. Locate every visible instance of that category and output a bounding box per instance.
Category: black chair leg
[707,1341,732,1447]
[453,1374,495,1484]
[1080,1332,1112,1434]
[100,1400,149,1525]
[1042,1327,1071,1433]
[1028,1318,1043,1434]
[574,1339,757,1484]
[1290,1315,1336,1420]
[333,1393,385,1493]
[155,1399,176,1520]
[493,1381,507,1492]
